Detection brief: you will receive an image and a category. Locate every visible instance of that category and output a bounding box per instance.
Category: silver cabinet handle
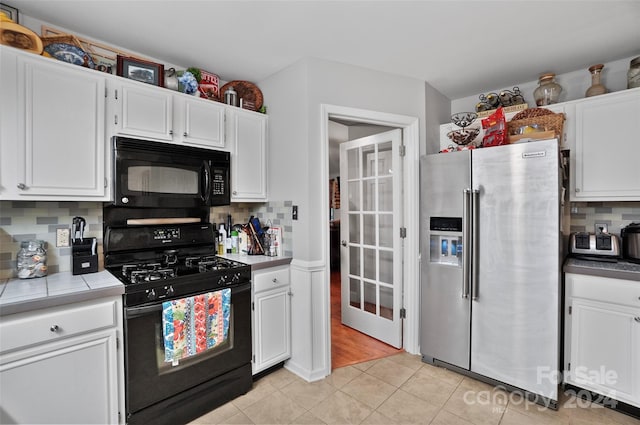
[287,291,293,297]
[341,240,347,247]
[17,183,26,190]
[272,278,278,283]
[183,132,188,137]
[635,317,640,323]
[169,130,173,135]
[50,325,60,332]
[576,188,581,193]
[232,191,237,195]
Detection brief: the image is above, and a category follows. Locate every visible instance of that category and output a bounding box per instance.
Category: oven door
[123,282,251,416]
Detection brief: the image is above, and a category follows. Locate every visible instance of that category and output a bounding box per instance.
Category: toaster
[570,232,621,258]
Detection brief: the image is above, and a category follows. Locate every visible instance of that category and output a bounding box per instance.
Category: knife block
[72,238,98,275]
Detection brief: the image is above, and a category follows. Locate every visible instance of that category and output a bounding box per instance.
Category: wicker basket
[507,108,565,143]
[41,33,86,51]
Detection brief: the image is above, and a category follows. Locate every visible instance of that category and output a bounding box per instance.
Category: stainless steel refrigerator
[420,138,566,407]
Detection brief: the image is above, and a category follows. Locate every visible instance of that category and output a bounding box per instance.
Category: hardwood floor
[330,271,402,370]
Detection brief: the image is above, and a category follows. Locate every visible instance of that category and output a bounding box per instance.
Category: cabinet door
[568,298,640,406]
[11,52,106,198]
[179,96,226,149]
[0,329,120,424]
[226,109,268,201]
[114,80,173,141]
[253,287,291,374]
[574,89,640,200]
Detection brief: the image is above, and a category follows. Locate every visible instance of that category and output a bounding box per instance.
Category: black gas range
[104,221,250,307]
[103,219,253,425]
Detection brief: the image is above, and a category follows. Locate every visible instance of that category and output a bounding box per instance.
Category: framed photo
[117,55,164,87]
[1,3,19,23]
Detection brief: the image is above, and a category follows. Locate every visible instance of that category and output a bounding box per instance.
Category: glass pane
[363,180,375,211]
[348,214,360,244]
[363,282,376,315]
[380,285,393,320]
[363,248,376,280]
[379,214,393,248]
[362,145,376,177]
[379,250,393,284]
[378,142,392,177]
[349,246,360,276]
[363,214,376,246]
[128,166,198,194]
[348,181,360,211]
[349,278,361,309]
[347,149,359,179]
[378,176,392,212]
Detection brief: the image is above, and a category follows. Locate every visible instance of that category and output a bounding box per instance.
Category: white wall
[260,57,426,380]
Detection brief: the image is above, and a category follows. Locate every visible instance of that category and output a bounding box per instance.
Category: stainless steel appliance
[569,232,621,259]
[621,222,640,263]
[112,136,230,208]
[104,215,252,425]
[420,139,566,408]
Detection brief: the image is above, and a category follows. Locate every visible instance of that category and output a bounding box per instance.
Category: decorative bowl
[451,112,478,128]
[447,127,480,145]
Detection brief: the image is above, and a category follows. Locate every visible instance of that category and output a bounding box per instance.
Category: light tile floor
[189,352,640,425]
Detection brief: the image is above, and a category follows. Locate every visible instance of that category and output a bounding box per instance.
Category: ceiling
[10,0,640,100]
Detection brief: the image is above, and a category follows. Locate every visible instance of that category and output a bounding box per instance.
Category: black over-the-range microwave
[111,136,230,208]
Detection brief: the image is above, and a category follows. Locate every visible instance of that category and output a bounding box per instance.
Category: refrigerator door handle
[462,189,471,298]
[471,189,480,300]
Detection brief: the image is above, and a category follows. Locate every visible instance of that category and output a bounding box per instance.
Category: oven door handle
[125,304,163,319]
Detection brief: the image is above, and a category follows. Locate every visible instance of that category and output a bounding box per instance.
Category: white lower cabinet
[564,273,640,408]
[0,297,124,424]
[252,265,291,374]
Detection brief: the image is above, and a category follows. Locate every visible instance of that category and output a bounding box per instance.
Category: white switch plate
[56,228,70,247]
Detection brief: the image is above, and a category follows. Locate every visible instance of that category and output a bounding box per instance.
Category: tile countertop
[217,254,292,271]
[563,257,640,282]
[0,270,124,316]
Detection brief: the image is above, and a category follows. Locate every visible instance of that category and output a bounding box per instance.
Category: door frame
[320,104,420,373]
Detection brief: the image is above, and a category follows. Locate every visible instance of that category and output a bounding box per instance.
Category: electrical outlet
[595,223,608,234]
[56,228,70,247]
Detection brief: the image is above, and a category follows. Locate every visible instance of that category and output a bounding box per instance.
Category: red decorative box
[198,70,220,100]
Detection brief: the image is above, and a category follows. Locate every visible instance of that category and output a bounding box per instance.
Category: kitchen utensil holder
[72,238,98,275]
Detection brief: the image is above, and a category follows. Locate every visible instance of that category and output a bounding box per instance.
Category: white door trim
[320,104,420,377]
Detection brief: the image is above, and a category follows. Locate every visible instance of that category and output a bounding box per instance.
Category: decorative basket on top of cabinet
[507,107,565,144]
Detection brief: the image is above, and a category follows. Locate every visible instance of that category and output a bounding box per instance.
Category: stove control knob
[166,285,175,297]
[232,273,240,283]
[218,276,227,286]
[121,197,129,204]
[146,289,157,300]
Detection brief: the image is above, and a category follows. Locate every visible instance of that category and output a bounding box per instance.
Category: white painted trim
[320,104,421,379]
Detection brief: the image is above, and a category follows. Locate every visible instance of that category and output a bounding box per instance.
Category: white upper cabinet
[572,88,640,201]
[177,96,226,149]
[0,46,108,201]
[109,78,174,141]
[226,108,268,202]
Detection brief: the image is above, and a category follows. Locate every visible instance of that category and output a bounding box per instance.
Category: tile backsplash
[569,201,640,234]
[0,200,293,280]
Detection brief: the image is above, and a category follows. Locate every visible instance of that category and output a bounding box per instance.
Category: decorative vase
[627,56,640,89]
[533,73,562,106]
[585,64,607,97]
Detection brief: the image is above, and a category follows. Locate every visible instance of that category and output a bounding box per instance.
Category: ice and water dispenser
[429,217,462,266]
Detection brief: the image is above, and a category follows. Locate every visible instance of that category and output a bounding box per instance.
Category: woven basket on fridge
[507,108,565,143]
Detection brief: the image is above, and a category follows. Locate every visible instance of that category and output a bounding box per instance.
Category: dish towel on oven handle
[162,288,231,365]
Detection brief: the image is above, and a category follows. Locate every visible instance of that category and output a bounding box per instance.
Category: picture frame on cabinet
[1,3,19,23]
[117,55,164,87]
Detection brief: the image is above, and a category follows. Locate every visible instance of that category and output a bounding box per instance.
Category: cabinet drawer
[566,273,640,308]
[253,266,290,293]
[0,299,118,354]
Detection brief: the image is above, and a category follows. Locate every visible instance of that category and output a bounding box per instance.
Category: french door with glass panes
[339,129,403,348]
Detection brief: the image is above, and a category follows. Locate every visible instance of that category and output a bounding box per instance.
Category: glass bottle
[16,240,48,278]
[533,73,563,106]
[585,64,607,97]
[628,56,640,89]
